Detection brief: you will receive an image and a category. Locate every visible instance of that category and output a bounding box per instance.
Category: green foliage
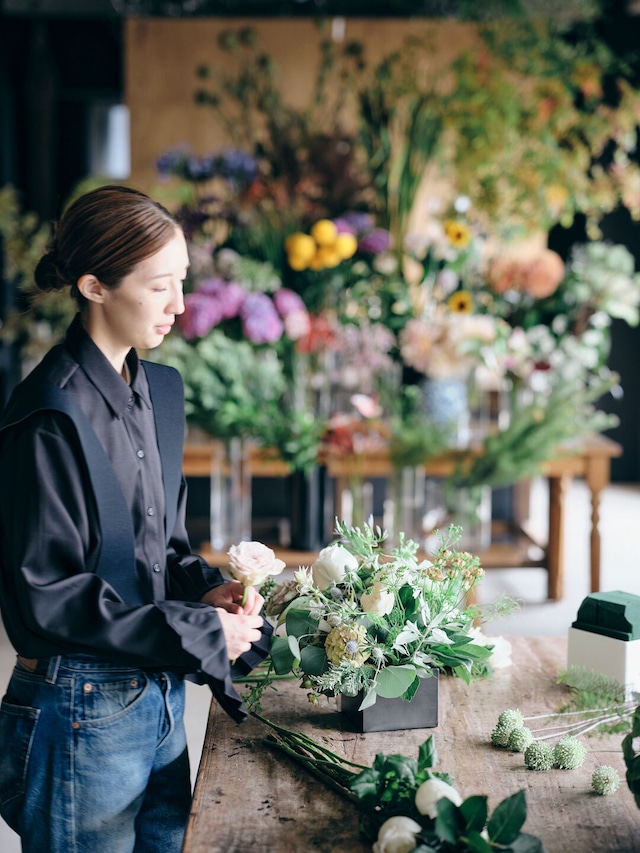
[622,705,640,809]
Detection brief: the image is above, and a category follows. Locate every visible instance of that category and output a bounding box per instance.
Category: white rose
[373,816,422,853]
[227,541,286,587]
[360,581,394,616]
[415,777,462,819]
[311,544,358,590]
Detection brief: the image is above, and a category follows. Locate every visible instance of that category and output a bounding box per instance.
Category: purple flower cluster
[156,144,258,189]
[178,279,309,346]
[330,211,393,256]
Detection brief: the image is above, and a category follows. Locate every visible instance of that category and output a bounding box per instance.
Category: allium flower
[415,777,462,819]
[524,741,554,771]
[497,708,524,729]
[240,292,284,344]
[553,735,587,769]
[491,723,513,748]
[324,624,368,666]
[508,726,534,752]
[591,765,620,795]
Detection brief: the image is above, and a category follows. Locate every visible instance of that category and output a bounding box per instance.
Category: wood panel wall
[124,17,478,193]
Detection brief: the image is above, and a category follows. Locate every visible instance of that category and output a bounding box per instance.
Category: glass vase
[383,465,427,549]
[424,479,492,554]
[420,376,470,448]
[209,437,252,551]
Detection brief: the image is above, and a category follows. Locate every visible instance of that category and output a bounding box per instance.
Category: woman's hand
[201,581,264,615]
[214,609,264,660]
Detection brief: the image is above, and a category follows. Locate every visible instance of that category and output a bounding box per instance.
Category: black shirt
[0,316,269,721]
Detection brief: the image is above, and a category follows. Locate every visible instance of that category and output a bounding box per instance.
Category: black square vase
[339,671,439,733]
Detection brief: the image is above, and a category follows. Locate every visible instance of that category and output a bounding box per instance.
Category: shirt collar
[64,314,153,416]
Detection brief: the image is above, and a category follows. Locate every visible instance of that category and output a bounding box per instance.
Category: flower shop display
[265,520,494,729]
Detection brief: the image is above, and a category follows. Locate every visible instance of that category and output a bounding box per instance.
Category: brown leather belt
[17,655,39,672]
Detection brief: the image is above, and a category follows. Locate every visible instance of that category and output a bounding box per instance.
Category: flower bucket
[338,671,439,733]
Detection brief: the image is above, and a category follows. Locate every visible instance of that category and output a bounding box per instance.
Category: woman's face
[89,228,189,361]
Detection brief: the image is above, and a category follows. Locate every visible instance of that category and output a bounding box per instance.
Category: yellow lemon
[284,232,316,263]
[335,232,358,260]
[310,219,338,247]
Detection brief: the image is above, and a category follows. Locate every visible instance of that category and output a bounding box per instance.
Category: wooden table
[182,637,640,853]
[184,434,621,602]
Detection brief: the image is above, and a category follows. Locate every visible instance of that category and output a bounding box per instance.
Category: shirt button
[147,507,155,516]
[137,449,145,459]
[152,563,161,573]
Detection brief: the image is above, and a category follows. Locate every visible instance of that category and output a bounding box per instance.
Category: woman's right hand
[215,609,264,661]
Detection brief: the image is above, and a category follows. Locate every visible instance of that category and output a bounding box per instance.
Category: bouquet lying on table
[263,521,504,709]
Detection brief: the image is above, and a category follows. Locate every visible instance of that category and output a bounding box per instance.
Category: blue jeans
[0,655,191,853]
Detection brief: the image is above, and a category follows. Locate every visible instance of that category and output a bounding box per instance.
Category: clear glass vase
[209,437,252,551]
[383,465,427,549]
[420,376,470,448]
[424,478,492,554]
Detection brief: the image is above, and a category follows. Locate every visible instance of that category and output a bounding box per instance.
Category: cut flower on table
[265,520,499,709]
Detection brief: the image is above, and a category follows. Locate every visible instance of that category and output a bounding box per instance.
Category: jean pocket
[78,673,149,726]
[0,698,40,831]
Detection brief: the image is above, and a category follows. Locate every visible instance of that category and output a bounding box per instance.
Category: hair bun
[34,248,67,292]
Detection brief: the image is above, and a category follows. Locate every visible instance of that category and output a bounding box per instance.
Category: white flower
[415,777,462,819]
[227,541,286,587]
[311,544,358,590]
[373,816,422,853]
[468,627,512,669]
[360,580,395,617]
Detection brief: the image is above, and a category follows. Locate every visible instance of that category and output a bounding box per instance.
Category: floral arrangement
[265,520,495,709]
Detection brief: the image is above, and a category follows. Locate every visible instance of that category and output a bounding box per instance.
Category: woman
[0,185,271,852]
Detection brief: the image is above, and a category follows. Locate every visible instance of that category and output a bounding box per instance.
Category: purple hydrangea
[195,277,246,319]
[240,292,284,344]
[273,287,307,318]
[177,292,225,340]
[358,227,393,255]
[155,144,258,189]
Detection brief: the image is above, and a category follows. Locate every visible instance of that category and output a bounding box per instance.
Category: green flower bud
[491,723,512,748]
[524,741,554,771]
[553,736,587,769]
[591,765,620,795]
[508,726,534,752]
[497,708,524,730]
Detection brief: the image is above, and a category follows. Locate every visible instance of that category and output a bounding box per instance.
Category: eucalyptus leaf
[285,607,319,639]
[269,635,297,675]
[375,665,418,699]
[300,644,328,676]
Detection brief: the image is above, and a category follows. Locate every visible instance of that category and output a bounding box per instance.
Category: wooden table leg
[547,474,570,601]
[585,455,609,594]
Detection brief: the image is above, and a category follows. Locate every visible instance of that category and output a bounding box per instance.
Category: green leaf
[299,644,328,676]
[375,665,418,699]
[434,797,464,843]
[269,635,296,674]
[487,790,527,845]
[508,832,551,853]
[287,634,301,663]
[417,736,438,773]
[465,830,493,853]
[461,795,488,833]
[285,607,319,639]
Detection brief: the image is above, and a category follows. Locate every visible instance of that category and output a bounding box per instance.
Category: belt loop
[45,655,61,684]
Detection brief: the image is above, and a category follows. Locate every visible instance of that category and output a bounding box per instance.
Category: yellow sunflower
[444,219,471,248]
[447,290,473,313]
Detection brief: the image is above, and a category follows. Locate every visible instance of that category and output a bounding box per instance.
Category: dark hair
[34,185,181,303]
